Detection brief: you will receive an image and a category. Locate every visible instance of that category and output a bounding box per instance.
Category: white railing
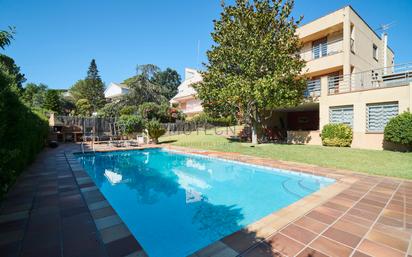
[300,39,343,62]
[304,79,321,98]
[328,63,412,95]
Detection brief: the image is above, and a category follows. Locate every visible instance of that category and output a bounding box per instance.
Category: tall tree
[151,68,181,99]
[196,0,306,144]
[75,99,93,116]
[136,64,160,80]
[43,89,62,113]
[69,59,105,112]
[123,74,168,105]
[86,59,101,81]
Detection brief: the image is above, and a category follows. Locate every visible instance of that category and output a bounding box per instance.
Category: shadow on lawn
[159,139,178,144]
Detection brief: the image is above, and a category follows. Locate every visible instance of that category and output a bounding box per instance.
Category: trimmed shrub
[118,115,144,137]
[384,111,412,147]
[0,71,49,198]
[145,119,166,144]
[119,106,137,116]
[190,113,235,127]
[137,102,185,123]
[321,123,353,147]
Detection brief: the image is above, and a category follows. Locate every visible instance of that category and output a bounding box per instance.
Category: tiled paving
[1,143,411,257]
[167,146,412,257]
[0,144,147,257]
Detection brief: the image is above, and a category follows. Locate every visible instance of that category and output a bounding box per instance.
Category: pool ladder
[80,136,96,155]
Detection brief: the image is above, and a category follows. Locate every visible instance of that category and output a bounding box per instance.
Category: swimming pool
[76,148,334,257]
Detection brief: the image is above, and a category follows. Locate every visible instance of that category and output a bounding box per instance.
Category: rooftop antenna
[376,22,396,74]
[375,21,396,33]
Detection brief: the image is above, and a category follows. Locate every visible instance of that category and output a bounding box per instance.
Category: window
[366,102,398,132]
[373,44,378,61]
[329,106,354,127]
[312,37,328,59]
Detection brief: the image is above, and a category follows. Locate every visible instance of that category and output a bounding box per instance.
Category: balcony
[300,39,344,76]
[327,63,412,94]
[300,39,343,62]
[304,79,321,99]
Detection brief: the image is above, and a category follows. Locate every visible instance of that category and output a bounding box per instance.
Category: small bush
[145,119,166,144]
[138,102,184,123]
[321,123,353,147]
[119,106,137,116]
[118,115,144,137]
[384,111,412,147]
[190,113,235,126]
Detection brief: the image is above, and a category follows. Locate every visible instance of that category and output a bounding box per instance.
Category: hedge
[0,69,49,198]
[190,113,236,127]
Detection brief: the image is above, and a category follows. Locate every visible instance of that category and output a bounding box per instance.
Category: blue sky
[1,0,411,89]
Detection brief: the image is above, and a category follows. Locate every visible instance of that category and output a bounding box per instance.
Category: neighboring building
[267,6,412,149]
[170,68,203,117]
[104,82,129,100]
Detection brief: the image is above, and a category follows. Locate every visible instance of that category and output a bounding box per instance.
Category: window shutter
[366,102,398,132]
[329,106,354,127]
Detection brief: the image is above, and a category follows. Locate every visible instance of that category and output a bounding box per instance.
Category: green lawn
[160,130,412,180]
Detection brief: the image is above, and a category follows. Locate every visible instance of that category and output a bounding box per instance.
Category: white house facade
[170,68,203,117]
[104,82,129,99]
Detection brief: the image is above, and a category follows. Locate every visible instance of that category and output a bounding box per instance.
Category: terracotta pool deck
[0,143,411,257]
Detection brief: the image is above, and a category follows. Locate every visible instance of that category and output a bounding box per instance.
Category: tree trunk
[251,120,258,144]
[250,106,259,144]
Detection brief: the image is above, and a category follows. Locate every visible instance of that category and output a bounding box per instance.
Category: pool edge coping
[64,150,150,257]
[68,145,366,257]
[163,145,359,257]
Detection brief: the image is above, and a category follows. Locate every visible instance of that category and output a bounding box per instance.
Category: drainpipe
[382,32,388,75]
[343,8,351,76]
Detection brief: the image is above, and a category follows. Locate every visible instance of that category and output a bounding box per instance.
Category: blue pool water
[76,148,334,257]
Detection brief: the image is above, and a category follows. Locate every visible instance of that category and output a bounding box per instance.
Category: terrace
[304,63,412,97]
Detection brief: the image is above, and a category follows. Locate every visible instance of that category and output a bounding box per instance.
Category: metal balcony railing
[300,39,343,62]
[304,79,321,98]
[328,63,412,95]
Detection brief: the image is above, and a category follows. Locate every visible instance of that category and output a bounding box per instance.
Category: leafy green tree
[43,89,62,113]
[0,54,26,93]
[196,0,306,144]
[86,59,101,81]
[69,59,105,112]
[136,64,160,80]
[98,102,122,117]
[75,98,93,116]
[120,106,138,116]
[138,102,161,120]
[60,96,76,115]
[123,74,168,105]
[22,83,48,108]
[151,68,181,99]
[118,114,144,137]
[0,26,15,50]
[124,65,181,103]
